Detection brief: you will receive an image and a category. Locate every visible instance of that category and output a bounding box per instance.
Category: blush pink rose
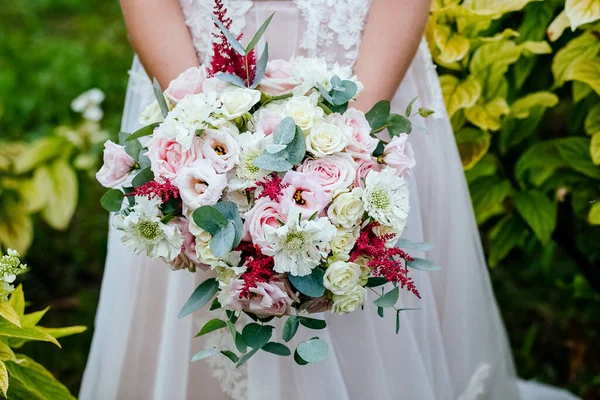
[165,66,207,103]
[147,135,202,183]
[297,154,356,194]
[354,157,382,188]
[254,108,284,137]
[258,59,299,96]
[96,140,135,188]
[246,280,295,317]
[280,170,332,217]
[335,108,378,160]
[218,279,247,311]
[243,198,285,250]
[382,134,416,177]
[168,217,209,271]
[200,127,241,174]
[177,159,228,212]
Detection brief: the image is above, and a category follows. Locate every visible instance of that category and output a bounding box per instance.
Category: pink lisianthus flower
[245,280,295,317]
[200,127,240,174]
[243,197,285,251]
[165,66,207,103]
[280,170,332,217]
[382,134,416,177]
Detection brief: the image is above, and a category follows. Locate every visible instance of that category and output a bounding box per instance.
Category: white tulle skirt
[80,14,579,400]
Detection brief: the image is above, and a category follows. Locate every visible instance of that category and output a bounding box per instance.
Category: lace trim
[456,364,492,400]
[417,38,447,120]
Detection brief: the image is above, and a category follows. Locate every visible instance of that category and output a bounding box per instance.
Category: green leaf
[288,268,326,297]
[296,338,328,363]
[330,79,358,105]
[387,114,412,136]
[510,92,559,119]
[100,189,124,212]
[262,342,291,356]
[294,348,309,365]
[152,78,169,117]
[365,277,387,288]
[585,103,600,136]
[469,176,512,225]
[377,306,384,318]
[395,311,401,334]
[405,97,418,117]
[213,202,243,248]
[40,160,78,230]
[178,278,219,318]
[555,137,600,179]
[251,43,269,89]
[298,317,326,330]
[191,347,220,362]
[210,221,236,257]
[38,326,86,340]
[124,138,142,161]
[127,123,160,141]
[20,307,49,328]
[282,316,300,342]
[395,239,434,252]
[246,13,275,53]
[0,302,21,327]
[220,350,239,363]
[373,287,399,308]
[242,323,273,349]
[407,258,442,271]
[0,341,18,363]
[0,360,7,398]
[0,320,59,347]
[273,117,296,146]
[236,348,259,367]
[418,108,435,118]
[193,206,228,236]
[210,298,222,311]
[366,101,391,131]
[211,14,246,56]
[565,59,600,96]
[131,167,154,188]
[514,190,557,244]
[196,319,227,337]
[6,355,75,400]
[9,285,24,316]
[488,215,527,267]
[227,322,248,354]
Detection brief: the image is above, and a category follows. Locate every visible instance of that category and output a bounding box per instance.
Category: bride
[80,1,579,399]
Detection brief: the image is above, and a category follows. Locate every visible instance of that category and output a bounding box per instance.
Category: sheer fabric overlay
[80,1,579,399]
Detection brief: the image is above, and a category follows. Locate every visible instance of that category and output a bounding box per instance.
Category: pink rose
[168,217,209,271]
[96,140,135,188]
[147,136,202,183]
[243,198,285,250]
[335,108,378,160]
[246,280,295,317]
[382,134,416,177]
[280,170,332,217]
[218,279,247,311]
[177,159,228,212]
[297,154,357,194]
[165,66,207,103]
[254,108,284,137]
[258,59,299,96]
[301,295,333,314]
[200,127,240,174]
[354,157,382,188]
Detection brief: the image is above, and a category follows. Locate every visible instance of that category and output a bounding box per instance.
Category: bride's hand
[352,0,432,113]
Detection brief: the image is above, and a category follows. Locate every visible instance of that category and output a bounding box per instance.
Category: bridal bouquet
[97,3,437,366]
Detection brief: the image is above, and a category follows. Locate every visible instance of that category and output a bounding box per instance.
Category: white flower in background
[200,127,240,174]
[139,100,165,125]
[228,131,270,191]
[262,210,336,276]
[71,88,105,122]
[284,96,324,131]
[155,92,223,150]
[323,260,362,295]
[219,87,261,119]
[291,57,332,96]
[372,223,402,248]
[177,159,228,212]
[327,188,364,229]
[305,121,348,157]
[332,285,367,314]
[115,196,183,261]
[0,249,27,286]
[329,226,359,256]
[362,167,410,230]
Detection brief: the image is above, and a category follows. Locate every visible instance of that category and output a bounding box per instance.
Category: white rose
[284,96,324,131]
[189,221,218,265]
[352,255,372,286]
[332,285,367,314]
[329,227,359,256]
[323,261,362,295]
[305,121,348,157]
[372,224,401,248]
[327,188,364,229]
[220,88,261,119]
[139,100,164,125]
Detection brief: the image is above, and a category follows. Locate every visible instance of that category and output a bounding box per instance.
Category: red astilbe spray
[350,222,421,298]
[125,177,180,203]
[208,0,256,84]
[237,242,275,298]
[253,173,289,201]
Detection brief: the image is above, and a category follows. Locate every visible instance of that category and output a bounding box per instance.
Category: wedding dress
[80,1,579,399]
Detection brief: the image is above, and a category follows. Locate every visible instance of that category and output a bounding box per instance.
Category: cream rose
[329,227,359,256]
[332,285,367,314]
[327,188,364,229]
[372,223,401,248]
[305,122,348,157]
[323,261,362,295]
[220,88,261,119]
[284,96,324,131]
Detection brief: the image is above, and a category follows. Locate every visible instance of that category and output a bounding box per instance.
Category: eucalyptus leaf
[251,43,269,89]
[316,82,335,104]
[282,316,300,342]
[296,338,328,363]
[406,97,418,117]
[211,14,246,56]
[396,310,401,334]
[241,323,273,349]
[220,350,239,363]
[294,349,309,365]
[262,342,291,356]
[366,101,391,131]
[212,202,243,248]
[387,114,413,136]
[178,278,219,318]
[210,221,236,257]
[330,80,357,105]
[298,317,327,330]
[246,13,274,53]
[395,239,434,252]
[100,189,124,212]
[373,287,399,308]
[273,117,297,145]
[195,319,227,337]
[377,306,384,318]
[193,206,228,235]
[227,321,248,354]
[283,126,307,165]
[191,347,220,362]
[288,268,326,297]
[124,139,142,161]
[127,123,160,141]
[253,152,293,171]
[266,143,287,154]
[216,73,247,88]
[406,258,442,272]
[365,277,388,288]
[330,75,342,87]
[236,348,259,367]
[372,141,385,157]
[152,78,169,118]
[132,167,154,188]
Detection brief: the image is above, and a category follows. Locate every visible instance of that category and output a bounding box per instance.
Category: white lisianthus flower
[220,87,261,119]
[329,226,359,256]
[177,159,228,212]
[115,196,184,261]
[155,92,223,150]
[305,121,348,157]
[262,210,336,276]
[332,285,367,314]
[323,260,362,295]
[363,167,410,230]
[228,131,270,191]
[200,127,240,174]
[284,96,324,131]
[372,223,402,248]
[327,188,364,229]
[139,99,165,125]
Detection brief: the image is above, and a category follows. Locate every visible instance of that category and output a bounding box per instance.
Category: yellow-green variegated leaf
[11,137,64,175]
[547,10,570,42]
[0,319,60,348]
[589,201,600,225]
[470,41,522,75]
[565,59,600,95]
[455,128,492,170]
[431,0,461,12]
[566,0,600,30]
[465,98,510,131]
[0,302,21,327]
[552,31,600,86]
[518,41,552,56]
[39,326,87,340]
[477,28,520,42]
[591,132,600,165]
[9,285,24,317]
[0,360,7,398]
[469,175,512,224]
[585,104,600,135]
[20,167,51,213]
[440,76,482,118]
[573,80,593,102]
[510,92,559,119]
[0,341,20,364]
[433,23,471,63]
[0,203,33,255]
[461,0,538,16]
[6,355,75,400]
[40,159,78,231]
